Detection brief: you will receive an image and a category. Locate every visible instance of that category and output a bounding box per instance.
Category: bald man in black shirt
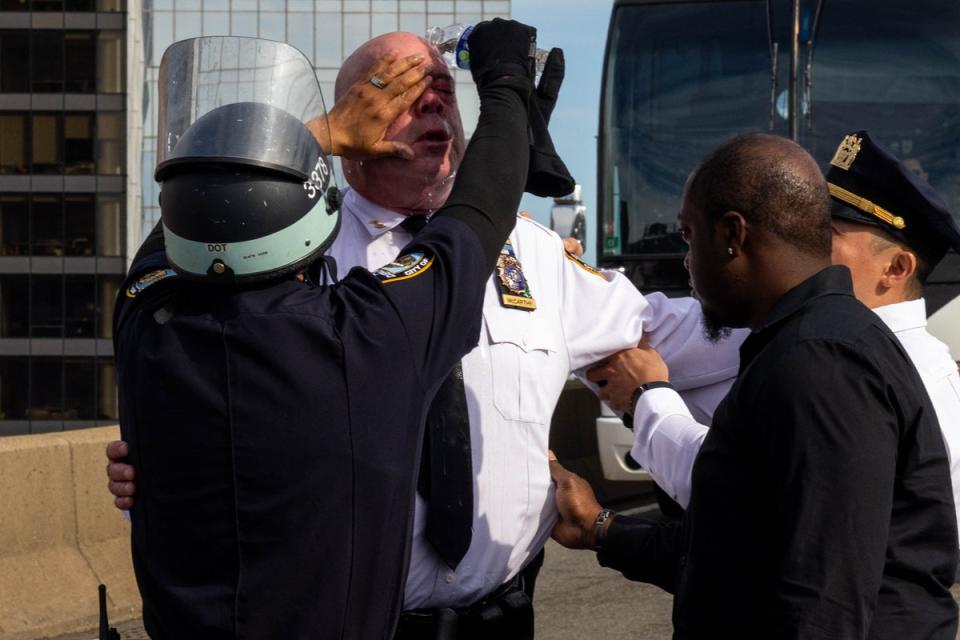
[550,133,958,639]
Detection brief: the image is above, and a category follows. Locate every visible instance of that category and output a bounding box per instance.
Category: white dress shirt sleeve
[641,293,745,390]
[557,253,652,373]
[557,251,744,392]
[630,387,709,509]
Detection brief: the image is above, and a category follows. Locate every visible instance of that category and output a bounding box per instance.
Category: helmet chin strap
[308,254,339,286]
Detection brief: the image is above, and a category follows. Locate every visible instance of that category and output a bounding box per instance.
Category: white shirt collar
[872,298,928,333]
[341,187,411,239]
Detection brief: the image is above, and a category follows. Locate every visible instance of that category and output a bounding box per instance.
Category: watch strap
[593,508,615,551]
[628,381,674,416]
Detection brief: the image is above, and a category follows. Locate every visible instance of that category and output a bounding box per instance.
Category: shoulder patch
[126,268,178,298]
[564,251,608,280]
[375,251,435,284]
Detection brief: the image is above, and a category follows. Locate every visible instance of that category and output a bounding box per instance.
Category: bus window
[600,1,773,262]
[800,0,960,220]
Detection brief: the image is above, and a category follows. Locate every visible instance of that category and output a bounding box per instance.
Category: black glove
[526,47,575,197]
[467,18,536,93]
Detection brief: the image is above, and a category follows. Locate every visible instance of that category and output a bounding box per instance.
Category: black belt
[395,574,534,640]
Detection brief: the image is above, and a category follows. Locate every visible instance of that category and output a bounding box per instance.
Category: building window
[0,31,29,92]
[98,358,117,420]
[31,195,63,257]
[203,11,230,35]
[32,31,64,92]
[0,275,28,338]
[65,195,96,256]
[0,193,121,257]
[0,272,123,340]
[96,112,124,175]
[0,114,27,175]
[31,114,61,174]
[0,357,28,421]
[0,357,112,423]
[29,357,62,419]
[97,275,119,338]
[0,195,28,256]
[0,356,117,424]
[64,113,95,175]
[64,358,96,419]
[65,275,95,338]
[0,30,110,94]
[97,31,125,93]
[65,31,97,93]
[315,12,343,67]
[97,194,123,256]
[4,113,123,175]
[31,275,64,338]
[65,0,97,10]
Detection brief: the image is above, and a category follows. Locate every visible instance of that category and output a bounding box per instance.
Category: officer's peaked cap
[826,130,960,266]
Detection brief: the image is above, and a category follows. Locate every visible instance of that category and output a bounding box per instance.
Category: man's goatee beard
[701,307,733,344]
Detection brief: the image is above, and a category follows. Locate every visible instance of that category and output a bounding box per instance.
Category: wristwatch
[593,508,615,551]
[628,381,674,415]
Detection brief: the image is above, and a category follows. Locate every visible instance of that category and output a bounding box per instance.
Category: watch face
[497,255,529,294]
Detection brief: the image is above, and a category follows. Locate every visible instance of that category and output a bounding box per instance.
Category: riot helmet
[155,36,340,283]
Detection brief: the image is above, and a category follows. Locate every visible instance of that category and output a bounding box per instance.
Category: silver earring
[727,247,734,255]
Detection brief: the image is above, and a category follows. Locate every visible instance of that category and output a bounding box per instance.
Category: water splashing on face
[417,171,457,215]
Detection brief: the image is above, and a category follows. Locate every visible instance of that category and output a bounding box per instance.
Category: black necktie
[400,215,474,569]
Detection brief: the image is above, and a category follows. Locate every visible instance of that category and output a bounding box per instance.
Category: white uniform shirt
[874,299,960,529]
[630,297,960,528]
[331,188,741,608]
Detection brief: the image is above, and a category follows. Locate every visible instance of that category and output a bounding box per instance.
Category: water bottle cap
[454,25,474,70]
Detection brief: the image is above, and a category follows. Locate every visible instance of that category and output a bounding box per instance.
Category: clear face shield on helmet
[155,36,340,283]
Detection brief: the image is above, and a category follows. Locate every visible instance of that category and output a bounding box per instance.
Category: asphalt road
[45,498,960,640]
[534,539,674,639]
[533,500,674,640]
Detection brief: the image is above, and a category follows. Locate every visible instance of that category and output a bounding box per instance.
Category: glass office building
[0,0,509,435]
[0,0,130,435]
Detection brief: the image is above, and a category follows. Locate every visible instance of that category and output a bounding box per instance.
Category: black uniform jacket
[115,216,495,640]
[600,266,959,639]
[114,71,529,639]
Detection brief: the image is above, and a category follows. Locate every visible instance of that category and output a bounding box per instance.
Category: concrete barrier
[0,426,140,640]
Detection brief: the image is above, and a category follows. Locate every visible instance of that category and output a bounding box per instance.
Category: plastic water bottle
[426,23,550,74]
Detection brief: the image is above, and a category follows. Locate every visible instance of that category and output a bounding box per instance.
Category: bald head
[336,33,428,100]
[337,32,466,215]
[686,133,831,257]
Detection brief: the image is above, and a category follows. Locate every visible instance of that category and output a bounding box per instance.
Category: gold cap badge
[830,134,862,170]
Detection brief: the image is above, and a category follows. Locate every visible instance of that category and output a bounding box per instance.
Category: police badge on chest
[495,240,536,311]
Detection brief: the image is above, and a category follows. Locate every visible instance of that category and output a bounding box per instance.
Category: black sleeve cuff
[597,514,684,594]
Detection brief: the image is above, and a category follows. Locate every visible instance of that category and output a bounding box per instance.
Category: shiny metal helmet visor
[155,36,331,181]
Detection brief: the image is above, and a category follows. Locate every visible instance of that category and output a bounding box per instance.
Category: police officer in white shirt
[585,130,960,538]
[106,31,740,638]
[330,34,738,637]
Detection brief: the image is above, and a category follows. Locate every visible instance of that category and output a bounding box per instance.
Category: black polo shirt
[600,266,958,639]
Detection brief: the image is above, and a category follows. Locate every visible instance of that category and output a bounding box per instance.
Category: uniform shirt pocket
[483,307,560,423]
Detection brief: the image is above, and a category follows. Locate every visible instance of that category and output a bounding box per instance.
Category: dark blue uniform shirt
[116,216,494,639]
[600,266,959,639]
[115,71,529,639]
